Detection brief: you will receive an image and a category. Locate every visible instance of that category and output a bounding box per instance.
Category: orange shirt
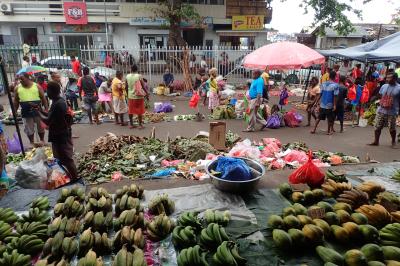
[71,60,81,76]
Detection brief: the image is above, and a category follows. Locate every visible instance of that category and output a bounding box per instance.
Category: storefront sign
[63,2,88,25]
[51,23,105,34]
[232,15,264,31]
[129,17,213,29]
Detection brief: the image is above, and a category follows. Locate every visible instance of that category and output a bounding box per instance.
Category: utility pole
[104,0,109,46]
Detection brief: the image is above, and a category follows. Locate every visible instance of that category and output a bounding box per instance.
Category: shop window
[183,29,204,47]
[20,28,38,46]
[220,36,254,48]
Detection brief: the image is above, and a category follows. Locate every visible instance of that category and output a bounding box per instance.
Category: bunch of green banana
[113,226,145,251]
[113,209,144,230]
[177,211,202,229]
[83,211,113,232]
[55,196,85,218]
[77,249,104,266]
[114,184,144,201]
[47,217,81,237]
[0,208,18,224]
[177,245,209,266]
[0,249,31,266]
[172,226,197,248]
[115,195,141,215]
[87,187,112,200]
[199,223,229,248]
[146,213,174,241]
[112,245,147,266]
[148,194,175,215]
[78,228,95,256]
[35,257,70,266]
[204,210,231,226]
[19,207,51,224]
[31,196,50,211]
[58,186,85,203]
[0,221,14,241]
[85,196,113,214]
[213,241,247,266]
[7,234,44,256]
[326,169,348,183]
[51,231,66,258]
[15,221,48,240]
[380,222,400,246]
[61,237,79,260]
[392,169,400,181]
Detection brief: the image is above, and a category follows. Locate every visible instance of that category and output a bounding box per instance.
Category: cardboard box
[209,122,226,151]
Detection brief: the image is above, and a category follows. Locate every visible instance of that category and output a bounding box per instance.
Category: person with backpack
[78,67,99,124]
[37,81,78,180]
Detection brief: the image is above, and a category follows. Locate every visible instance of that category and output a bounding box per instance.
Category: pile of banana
[172,226,197,248]
[85,188,113,214]
[113,245,147,266]
[115,184,145,201]
[337,189,370,209]
[15,221,48,240]
[35,256,70,266]
[83,211,113,232]
[47,217,81,237]
[0,249,31,266]
[113,226,145,251]
[0,221,14,241]
[148,194,175,215]
[376,191,400,209]
[177,245,209,266]
[58,186,85,203]
[77,249,104,266]
[356,204,392,227]
[204,210,231,226]
[0,208,18,224]
[31,196,50,211]
[325,169,348,183]
[42,235,78,260]
[356,180,385,198]
[7,234,44,256]
[380,222,400,246]
[113,209,144,230]
[213,241,246,266]
[177,211,202,229]
[115,195,141,215]
[78,227,112,256]
[199,223,229,248]
[19,207,51,224]
[53,196,85,218]
[321,179,352,197]
[146,213,174,241]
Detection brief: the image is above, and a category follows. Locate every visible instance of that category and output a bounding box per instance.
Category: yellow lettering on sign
[232,16,264,31]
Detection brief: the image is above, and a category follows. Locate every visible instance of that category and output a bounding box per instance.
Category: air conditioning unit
[0,2,13,14]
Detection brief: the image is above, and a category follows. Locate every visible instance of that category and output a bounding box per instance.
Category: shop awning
[216,30,268,36]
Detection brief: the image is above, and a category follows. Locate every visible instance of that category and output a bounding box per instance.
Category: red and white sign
[63,2,88,25]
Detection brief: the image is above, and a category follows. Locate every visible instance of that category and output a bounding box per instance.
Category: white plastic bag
[359,118,368,127]
[228,139,261,159]
[15,148,49,189]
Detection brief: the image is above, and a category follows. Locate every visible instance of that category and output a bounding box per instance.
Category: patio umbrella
[17,65,47,75]
[243,42,325,70]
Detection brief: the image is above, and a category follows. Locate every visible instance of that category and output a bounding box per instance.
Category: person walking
[311,71,338,135]
[261,66,270,101]
[98,78,114,113]
[368,72,400,148]
[335,75,348,133]
[112,71,128,126]
[37,81,78,181]
[70,55,81,76]
[65,77,79,111]
[79,67,99,124]
[126,65,147,129]
[244,70,267,132]
[14,73,48,146]
[208,68,219,113]
[305,77,320,127]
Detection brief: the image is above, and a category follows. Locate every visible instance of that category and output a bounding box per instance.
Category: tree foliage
[392,8,400,25]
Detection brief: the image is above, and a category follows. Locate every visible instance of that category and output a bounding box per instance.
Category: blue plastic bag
[215,157,251,181]
[266,114,281,129]
[154,102,173,113]
[7,133,22,154]
[151,167,176,177]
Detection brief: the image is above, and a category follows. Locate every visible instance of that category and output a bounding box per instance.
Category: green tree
[392,8,400,25]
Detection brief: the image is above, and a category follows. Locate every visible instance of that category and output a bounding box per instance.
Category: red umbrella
[243,42,325,70]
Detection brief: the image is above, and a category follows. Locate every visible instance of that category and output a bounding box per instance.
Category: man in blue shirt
[244,70,267,132]
[311,71,338,135]
[369,72,400,148]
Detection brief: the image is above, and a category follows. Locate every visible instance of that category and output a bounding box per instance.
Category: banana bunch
[31,196,50,211]
[77,249,104,266]
[50,231,66,258]
[325,169,348,183]
[177,245,209,266]
[321,179,352,197]
[0,249,31,266]
[113,226,145,251]
[0,221,14,241]
[392,169,400,181]
[42,235,78,261]
[79,228,95,256]
[114,184,144,201]
[115,195,141,215]
[200,223,229,248]
[380,223,400,247]
[172,226,197,248]
[337,189,369,209]
[61,237,79,260]
[92,232,112,255]
[177,211,202,229]
[204,210,231,226]
[392,211,400,223]
[15,221,47,240]
[146,213,174,241]
[356,181,385,198]
[148,194,175,215]
[47,217,81,237]
[83,211,113,232]
[19,207,51,224]
[113,209,144,230]
[7,234,44,256]
[376,191,400,208]
[85,196,113,214]
[42,237,53,257]
[112,245,147,266]
[35,257,70,266]
[54,196,85,218]
[87,187,112,200]
[0,208,18,224]
[58,186,85,203]
[356,204,392,227]
[213,241,246,266]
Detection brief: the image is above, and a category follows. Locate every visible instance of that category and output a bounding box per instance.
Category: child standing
[279,84,289,110]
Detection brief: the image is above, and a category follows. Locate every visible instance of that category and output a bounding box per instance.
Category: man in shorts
[311,71,338,135]
[335,75,348,133]
[369,72,400,148]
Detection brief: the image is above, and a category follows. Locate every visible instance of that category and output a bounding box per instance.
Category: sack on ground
[288,151,324,187]
[155,102,173,113]
[266,114,281,129]
[284,111,301,127]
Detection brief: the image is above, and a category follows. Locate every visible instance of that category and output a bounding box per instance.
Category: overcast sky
[269,0,399,33]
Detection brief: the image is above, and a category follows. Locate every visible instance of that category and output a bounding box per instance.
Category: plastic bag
[15,148,49,189]
[262,138,282,147]
[266,114,281,129]
[284,111,301,128]
[189,93,200,109]
[284,150,308,164]
[215,157,251,181]
[6,133,22,154]
[329,155,343,166]
[47,160,70,189]
[154,102,173,113]
[228,139,261,160]
[359,118,368,127]
[288,151,325,187]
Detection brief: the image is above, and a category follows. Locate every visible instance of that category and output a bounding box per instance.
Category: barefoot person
[126,65,146,129]
[305,77,320,126]
[244,70,267,132]
[335,75,348,133]
[112,71,128,126]
[368,72,400,148]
